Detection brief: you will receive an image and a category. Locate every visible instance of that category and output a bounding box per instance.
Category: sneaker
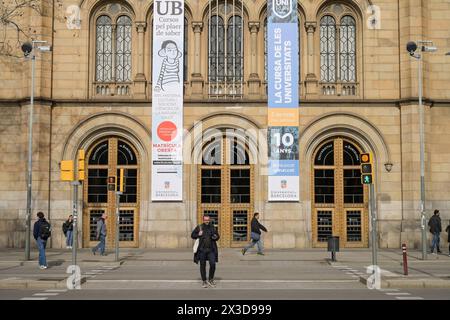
[202,281,208,288]
[43,265,48,269]
[208,279,216,287]
[241,249,246,256]
[257,252,265,256]
[39,265,46,269]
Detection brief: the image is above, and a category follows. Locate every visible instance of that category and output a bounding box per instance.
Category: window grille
[207,0,244,98]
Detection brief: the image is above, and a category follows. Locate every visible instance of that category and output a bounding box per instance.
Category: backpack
[39,220,52,240]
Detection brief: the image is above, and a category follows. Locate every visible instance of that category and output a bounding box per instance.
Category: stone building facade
[1,0,450,250]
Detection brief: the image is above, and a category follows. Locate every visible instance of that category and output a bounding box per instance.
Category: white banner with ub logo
[267,0,299,201]
[152,0,184,201]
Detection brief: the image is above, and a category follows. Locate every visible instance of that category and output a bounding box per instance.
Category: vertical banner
[267,0,299,201]
[152,0,184,201]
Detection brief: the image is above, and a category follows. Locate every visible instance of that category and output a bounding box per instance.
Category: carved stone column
[248,21,261,98]
[191,21,204,98]
[134,22,147,98]
[304,21,318,98]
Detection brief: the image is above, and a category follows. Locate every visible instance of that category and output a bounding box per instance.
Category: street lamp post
[22,40,51,261]
[406,41,437,261]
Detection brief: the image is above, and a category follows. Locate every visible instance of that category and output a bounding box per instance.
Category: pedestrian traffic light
[108,176,116,191]
[61,160,74,181]
[78,149,85,181]
[360,153,373,184]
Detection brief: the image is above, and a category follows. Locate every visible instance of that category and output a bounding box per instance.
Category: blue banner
[267,0,299,201]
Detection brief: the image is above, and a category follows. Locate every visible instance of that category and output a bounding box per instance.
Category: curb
[359,275,450,288]
[0,276,87,290]
[0,261,122,268]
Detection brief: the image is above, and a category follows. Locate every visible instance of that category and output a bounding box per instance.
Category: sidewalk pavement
[0,248,449,289]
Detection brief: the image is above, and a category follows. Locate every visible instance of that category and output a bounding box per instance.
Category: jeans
[431,232,440,252]
[93,234,106,255]
[36,237,47,267]
[198,249,216,281]
[244,233,264,253]
[66,230,73,247]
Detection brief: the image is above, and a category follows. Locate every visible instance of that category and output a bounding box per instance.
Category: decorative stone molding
[305,21,316,33]
[135,22,147,33]
[248,22,260,33]
[192,22,203,33]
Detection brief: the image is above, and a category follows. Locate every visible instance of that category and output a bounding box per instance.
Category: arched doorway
[83,137,140,248]
[197,131,254,247]
[312,137,369,248]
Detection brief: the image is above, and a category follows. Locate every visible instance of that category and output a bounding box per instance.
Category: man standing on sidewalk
[33,212,51,269]
[92,213,107,256]
[428,209,442,254]
[242,212,268,256]
[191,215,220,288]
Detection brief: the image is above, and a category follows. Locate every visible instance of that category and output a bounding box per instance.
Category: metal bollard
[402,243,408,275]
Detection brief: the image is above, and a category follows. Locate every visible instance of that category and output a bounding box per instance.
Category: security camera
[21,42,33,57]
[406,41,418,56]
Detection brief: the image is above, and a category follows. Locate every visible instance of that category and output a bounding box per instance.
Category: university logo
[281,180,287,189]
[164,181,170,189]
[272,0,292,19]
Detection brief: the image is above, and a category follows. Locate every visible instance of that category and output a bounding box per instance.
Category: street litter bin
[327,236,339,261]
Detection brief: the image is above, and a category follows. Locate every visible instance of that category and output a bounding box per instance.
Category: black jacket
[446,225,450,242]
[191,223,220,264]
[428,215,442,234]
[62,220,73,235]
[251,217,267,235]
[33,218,46,240]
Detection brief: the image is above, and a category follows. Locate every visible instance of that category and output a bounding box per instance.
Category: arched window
[207,1,244,98]
[319,4,357,85]
[320,15,336,83]
[118,140,137,165]
[96,16,113,82]
[227,15,242,82]
[208,15,225,83]
[116,15,132,82]
[339,16,356,82]
[94,3,133,83]
[89,141,109,165]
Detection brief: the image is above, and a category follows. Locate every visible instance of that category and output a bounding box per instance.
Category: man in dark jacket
[191,215,220,288]
[92,213,107,256]
[428,209,442,254]
[33,212,50,269]
[242,212,268,256]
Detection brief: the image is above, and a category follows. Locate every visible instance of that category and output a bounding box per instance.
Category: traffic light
[360,153,373,184]
[108,176,116,191]
[61,160,74,181]
[78,149,85,181]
